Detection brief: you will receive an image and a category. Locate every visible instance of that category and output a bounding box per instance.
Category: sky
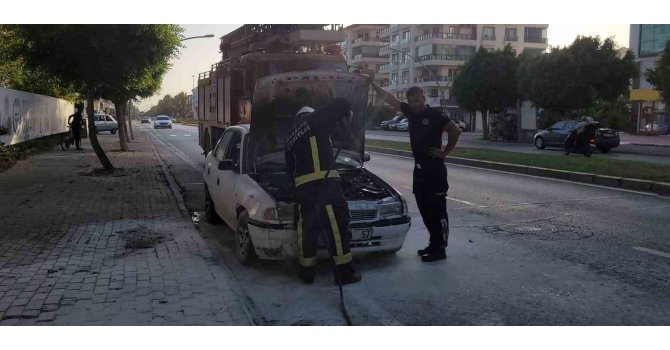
[136,24,631,111]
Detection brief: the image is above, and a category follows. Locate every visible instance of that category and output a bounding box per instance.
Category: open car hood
[249,71,368,172]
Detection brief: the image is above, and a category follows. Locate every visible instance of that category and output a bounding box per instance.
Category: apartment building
[629,24,670,133]
[340,24,389,104]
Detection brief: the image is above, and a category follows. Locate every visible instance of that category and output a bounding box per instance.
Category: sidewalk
[619,133,670,147]
[0,132,252,325]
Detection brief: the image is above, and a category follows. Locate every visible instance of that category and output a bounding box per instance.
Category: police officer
[369,81,461,262]
[284,98,361,285]
[68,103,85,150]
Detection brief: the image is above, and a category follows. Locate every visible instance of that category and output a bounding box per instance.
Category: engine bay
[252,168,396,204]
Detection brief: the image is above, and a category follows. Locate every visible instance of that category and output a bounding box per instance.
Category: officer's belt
[295,170,340,187]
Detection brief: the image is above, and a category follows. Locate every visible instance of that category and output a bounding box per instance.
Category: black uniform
[284,99,353,269]
[401,102,451,250]
[68,110,84,150]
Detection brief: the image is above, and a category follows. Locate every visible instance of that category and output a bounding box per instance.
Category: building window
[483,27,495,40]
[401,50,410,63]
[391,72,398,85]
[429,89,439,98]
[640,24,670,57]
[504,28,517,41]
[392,53,399,64]
[392,34,399,45]
[524,27,547,43]
[401,71,409,84]
[403,31,410,40]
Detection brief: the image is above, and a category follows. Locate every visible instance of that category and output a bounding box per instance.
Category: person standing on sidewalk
[368,78,461,262]
[68,103,85,150]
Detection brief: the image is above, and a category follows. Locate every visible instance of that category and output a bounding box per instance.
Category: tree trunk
[127,101,135,140]
[87,96,115,172]
[121,103,130,144]
[113,101,128,151]
[482,110,490,140]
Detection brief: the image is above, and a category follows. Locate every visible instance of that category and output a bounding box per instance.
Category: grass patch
[0,134,61,172]
[366,139,670,183]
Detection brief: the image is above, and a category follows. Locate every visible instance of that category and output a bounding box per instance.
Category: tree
[453,46,520,140]
[0,25,77,100]
[519,36,637,121]
[645,40,670,117]
[10,25,182,171]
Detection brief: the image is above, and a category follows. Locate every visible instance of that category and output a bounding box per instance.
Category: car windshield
[157,116,170,121]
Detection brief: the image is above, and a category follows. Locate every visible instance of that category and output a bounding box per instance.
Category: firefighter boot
[417,244,441,256]
[334,263,361,285]
[299,266,315,284]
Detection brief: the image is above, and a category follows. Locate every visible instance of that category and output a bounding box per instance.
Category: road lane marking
[367,151,670,199]
[632,247,670,259]
[146,131,202,173]
[170,134,177,137]
[448,197,476,206]
[184,134,191,137]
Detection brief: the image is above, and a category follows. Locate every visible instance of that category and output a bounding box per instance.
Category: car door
[546,121,565,145]
[206,129,242,226]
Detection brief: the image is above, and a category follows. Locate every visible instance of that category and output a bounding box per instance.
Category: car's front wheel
[236,211,257,266]
[204,188,221,224]
[534,137,546,149]
[111,128,117,134]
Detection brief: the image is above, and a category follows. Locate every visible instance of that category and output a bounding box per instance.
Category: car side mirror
[218,159,235,171]
[363,152,371,162]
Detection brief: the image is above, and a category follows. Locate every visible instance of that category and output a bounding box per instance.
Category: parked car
[153,115,173,129]
[94,114,118,134]
[395,118,409,131]
[388,118,407,131]
[140,116,151,124]
[380,115,404,130]
[534,120,620,153]
[203,71,410,265]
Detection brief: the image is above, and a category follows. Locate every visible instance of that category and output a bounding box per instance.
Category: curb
[365,145,669,197]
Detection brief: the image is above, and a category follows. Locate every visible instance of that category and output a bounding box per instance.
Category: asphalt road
[366,130,670,165]
[143,122,670,325]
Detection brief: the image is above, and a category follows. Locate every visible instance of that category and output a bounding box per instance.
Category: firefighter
[284,98,362,285]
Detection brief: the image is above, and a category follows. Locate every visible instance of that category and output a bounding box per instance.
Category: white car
[154,115,173,129]
[203,71,411,265]
[94,114,118,134]
[395,119,409,131]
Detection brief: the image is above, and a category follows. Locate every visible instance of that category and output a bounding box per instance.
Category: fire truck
[196,24,347,155]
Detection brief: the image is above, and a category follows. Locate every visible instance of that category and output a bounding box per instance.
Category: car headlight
[262,205,295,221]
[379,201,402,218]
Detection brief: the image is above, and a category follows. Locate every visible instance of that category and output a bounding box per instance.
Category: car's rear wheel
[534,137,546,149]
[599,147,610,153]
[111,128,117,134]
[204,188,221,223]
[236,211,257,266]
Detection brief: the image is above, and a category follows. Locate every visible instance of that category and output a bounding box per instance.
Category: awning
[629,88,661,101]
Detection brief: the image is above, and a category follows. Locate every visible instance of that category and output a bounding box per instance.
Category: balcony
[417,54,472,63]
[379,45,390,56]
[378,64,391,74]
[504,35,518,42]
[379,25,397,37]
[482,35,496,41]
[352,37,386,48]
[415,33,476,42]
[414,76,454,83]
[524,36,548,44]
[352,53,387,64]
[401,79,409,85]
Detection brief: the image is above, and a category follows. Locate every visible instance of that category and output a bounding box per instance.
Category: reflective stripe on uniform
[295,170,340,187]
[326,204,344,257]
[297,205,304,261]
[333,252,352,265]
[299,256,317,267]
[310,136,321,173]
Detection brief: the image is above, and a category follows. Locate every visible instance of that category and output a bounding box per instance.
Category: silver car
[94,114,118,134]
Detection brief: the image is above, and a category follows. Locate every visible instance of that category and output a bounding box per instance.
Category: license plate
[350,228,373,241]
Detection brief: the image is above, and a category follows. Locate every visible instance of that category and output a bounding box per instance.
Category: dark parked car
[380,115,404,130]
[534,120,620,153]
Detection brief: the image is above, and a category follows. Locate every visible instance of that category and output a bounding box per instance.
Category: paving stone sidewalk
[0,132,252,325]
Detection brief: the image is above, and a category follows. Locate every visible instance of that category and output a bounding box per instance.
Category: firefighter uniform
[284,98,357,280]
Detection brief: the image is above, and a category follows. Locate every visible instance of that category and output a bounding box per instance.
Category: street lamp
[180,34,215,42]
[387,47,448,110]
